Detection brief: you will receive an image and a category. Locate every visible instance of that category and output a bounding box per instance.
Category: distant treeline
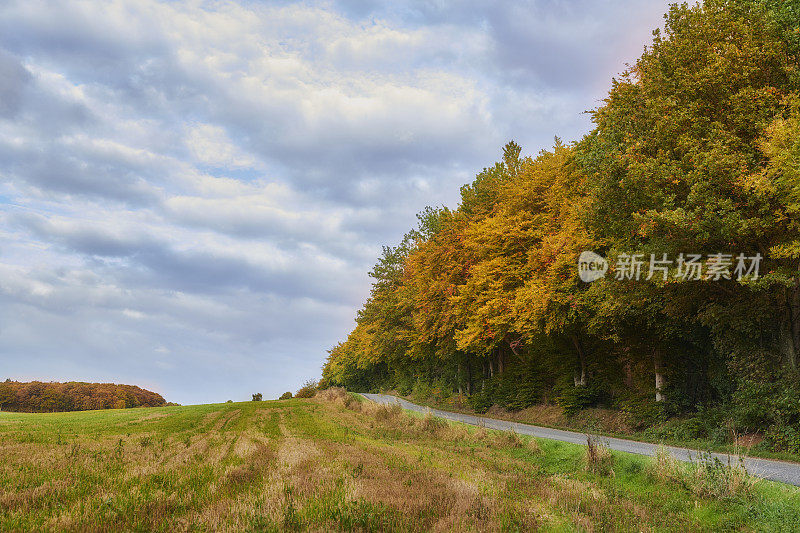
[0,380,166,412]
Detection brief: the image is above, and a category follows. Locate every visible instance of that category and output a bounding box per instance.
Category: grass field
[1,391,799,532]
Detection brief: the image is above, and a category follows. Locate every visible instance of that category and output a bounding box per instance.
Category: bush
[492,366,541,411]
[295,380,318,399]
[251,393,262,401]
[375,402,403,421]
[643,417,705,442]
[279,392,292,400]
[342,394,362,411]
[766,425,800,454]
[619,396,667,429]
[650,446,683,484]
[557,384,602,417]
[316,387,362,411]
[728,379,800,452]
[410,379,433,403]
[467,389,493,413]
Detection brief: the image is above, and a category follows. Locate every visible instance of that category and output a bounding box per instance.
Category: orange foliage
[0,380,166,412]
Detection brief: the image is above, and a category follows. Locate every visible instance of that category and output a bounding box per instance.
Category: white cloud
[186,123,258,169]
[0,0,672,404]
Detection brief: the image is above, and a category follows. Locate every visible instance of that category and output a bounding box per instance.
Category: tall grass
[650,446,757,500]
[584,435,614,476]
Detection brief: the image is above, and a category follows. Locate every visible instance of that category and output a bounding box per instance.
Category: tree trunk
[624,357,633,388]
[571,334,587,387]
[497,349,505,375]
[466,357,473,395]
[653,347,665,402]
[457,361,463,395]
[781,283,800,372]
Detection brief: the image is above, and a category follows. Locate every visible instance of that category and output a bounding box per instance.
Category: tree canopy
[322,0,800,450]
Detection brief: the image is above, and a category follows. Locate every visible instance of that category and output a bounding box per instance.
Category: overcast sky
[0,0,671,404]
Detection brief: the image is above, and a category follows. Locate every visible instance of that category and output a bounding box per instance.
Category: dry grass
[490,428,529,450]
[315,387,362,412]
[0,394,797,532]
[584,435,614,476]
[689,455,756,500]
[417,411,448,434]
[650,446,757,500]
[651,446,683,483]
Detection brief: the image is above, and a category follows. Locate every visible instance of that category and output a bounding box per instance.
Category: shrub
[410,379,433,403]
[556,383,603,417]
[343,394,362,411]
[316,387,364,412]
[493,367,541,411]
[251,393,262,402]
[766,425,800,454]
[295,380,318,399]
[279,392,292,400]
[728,379,800,453]
[395,378,413,396]
[643,417,705,442]
[619,396,667,429]
[467,389,493,413]
[315,387,346,402]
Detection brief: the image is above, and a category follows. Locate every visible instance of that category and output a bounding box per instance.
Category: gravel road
[361,393,800,486]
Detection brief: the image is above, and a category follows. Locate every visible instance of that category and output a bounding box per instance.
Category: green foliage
[643,417,706,442]
[467,388,493,414]
[409,379,433,403]
[295,380,318,399]
[620,396,668,430]
[766,425,800,455]
[279,392,293,400]
[555,379,605,417]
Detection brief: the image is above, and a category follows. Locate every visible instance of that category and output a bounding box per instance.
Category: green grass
[0,391,798,531]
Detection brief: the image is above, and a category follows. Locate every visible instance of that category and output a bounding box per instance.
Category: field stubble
[0,389,798,531]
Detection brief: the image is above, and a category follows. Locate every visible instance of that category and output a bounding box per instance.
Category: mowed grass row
[0,391,798,532]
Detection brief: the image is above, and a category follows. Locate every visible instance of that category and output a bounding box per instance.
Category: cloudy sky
[0,0,671,404]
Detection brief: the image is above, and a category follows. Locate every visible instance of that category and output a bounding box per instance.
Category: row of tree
[322,0,800,445]
[0,380,166,412]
